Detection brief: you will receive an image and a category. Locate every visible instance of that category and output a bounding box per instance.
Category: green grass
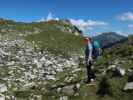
[0,19,83,57]
[25,30,84,57]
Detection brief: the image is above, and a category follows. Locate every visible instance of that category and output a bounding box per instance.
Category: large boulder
[59,96,68,100]
[62,85,75,95]
[115,67,126,76]
[124,82,133,91]
[107,65,126,77]
[0,84,7,93]
[0,94,5,100]
[61,83,80,95]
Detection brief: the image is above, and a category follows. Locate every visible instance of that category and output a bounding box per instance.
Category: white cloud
[46,12,53,21]
[128,24,133,29]
[115,30,132,36]
[37,18,45,22]
[70,19,108,32]
[118,12,133,21]
[46,12,59,21]
[116,30,125,36]
[37,12,59,22]
[37,12,108,34]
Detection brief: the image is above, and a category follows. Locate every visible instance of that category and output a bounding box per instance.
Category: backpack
[92,40,101,59]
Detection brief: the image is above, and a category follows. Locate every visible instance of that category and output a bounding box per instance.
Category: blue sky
[0,0,133,36]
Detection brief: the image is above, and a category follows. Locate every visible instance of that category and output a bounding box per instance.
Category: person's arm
[88,43,93,60]
[98,48,102,56]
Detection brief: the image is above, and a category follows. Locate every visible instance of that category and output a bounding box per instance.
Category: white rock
[65,60,71,66]
[57,87,62,93]
[40,57,46,62]
[30,74,37,79]
[124,82,133,91]
[18,51,23,55]
[23,82,36,90]
[76,83,80,90]
[19,67,25,71]
[7,61,15,66]
[33,69,38,73]
[59,96,68,100]
[32,95,42,100]
[0,48,9,56]
[62,85,75,95]
[72,68,81,73]
[0,94,5,100]
[56,67,63,72]
[33,59,42,68]
[45,60,52,67]
[52,65,57,69]
[127,69,132,73]
[116,67,126,76]
[108,65,116,70]
[51,70,56,75]
[0,84,7,93]
[46,75,55,80]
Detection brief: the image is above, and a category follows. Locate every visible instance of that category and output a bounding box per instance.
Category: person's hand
[89,57,93,61]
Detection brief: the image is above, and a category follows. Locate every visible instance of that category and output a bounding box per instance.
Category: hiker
[84,37,94,83]
[84,37,101,83]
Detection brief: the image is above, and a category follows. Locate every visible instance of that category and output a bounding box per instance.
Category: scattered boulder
[0,94,5,100]
[57,87,62,93]
[62,85,75,95]
[22,82,36,90]
[61,84,80,95]
[0,34,80,98]
[124,82,133,91]
[115,67,126,76]
[45,75,56,80]
[72,68,81,73]
[107,65,126,77]
[59,96,68,100]
[76,83,80,90]
[0,84,7,93]
[108,65,116,70]
[32,95,42,100]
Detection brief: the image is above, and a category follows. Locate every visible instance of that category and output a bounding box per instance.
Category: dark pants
[86,61,96,82]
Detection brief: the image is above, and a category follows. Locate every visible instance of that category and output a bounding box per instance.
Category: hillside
[0,19,127,57]
[0,19,84,57]
[0,33,130,100]
[0,19,132,100]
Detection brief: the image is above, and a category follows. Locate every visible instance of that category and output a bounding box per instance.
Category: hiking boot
[84,79,91,84]
[87,78,96,85]
[84,78,96,85]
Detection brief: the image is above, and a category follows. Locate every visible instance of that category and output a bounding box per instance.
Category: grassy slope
[92,36,133,100]
[26,30,84,57]
[43,36,133,100]
[29,36,132,100]
[0,19,84,57]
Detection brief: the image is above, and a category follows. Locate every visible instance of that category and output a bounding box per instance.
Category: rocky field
[0,19,132,100]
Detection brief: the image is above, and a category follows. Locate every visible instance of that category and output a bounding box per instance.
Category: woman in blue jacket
[84,37,96,83]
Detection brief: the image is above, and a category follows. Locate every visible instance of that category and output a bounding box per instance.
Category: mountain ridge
[92,32,127,48]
